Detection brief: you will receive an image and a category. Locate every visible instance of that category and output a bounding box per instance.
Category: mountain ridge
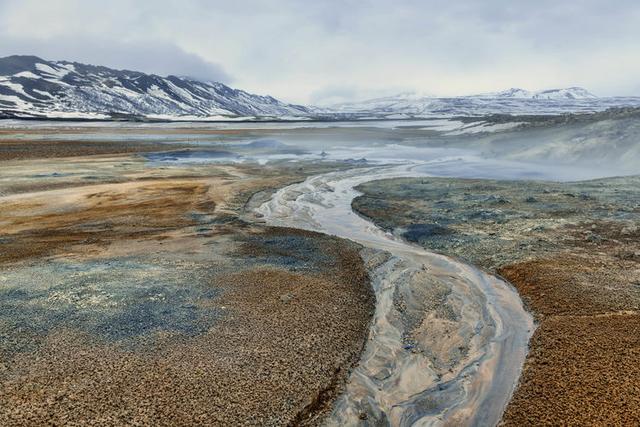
[331,88,640,118]
[1,55,640,121]
[474,87,597,100]
[0,55,314,120]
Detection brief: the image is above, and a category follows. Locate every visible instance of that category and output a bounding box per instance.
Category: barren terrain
[0,130,374,426]
[353,176,640,425]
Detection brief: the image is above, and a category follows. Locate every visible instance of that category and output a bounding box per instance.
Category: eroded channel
[256,165,534,426]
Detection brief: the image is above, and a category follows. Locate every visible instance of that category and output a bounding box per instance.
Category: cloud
[1,0,639,102]
[0,36,231,83]
[309,85,421,106]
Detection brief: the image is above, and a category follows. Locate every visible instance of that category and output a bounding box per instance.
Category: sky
[1,0,639,105]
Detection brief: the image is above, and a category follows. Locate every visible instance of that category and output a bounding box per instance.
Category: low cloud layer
[1,0,639,104]
[0,36,231,82]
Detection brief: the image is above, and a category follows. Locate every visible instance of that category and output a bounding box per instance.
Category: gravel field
[0,134,374,426]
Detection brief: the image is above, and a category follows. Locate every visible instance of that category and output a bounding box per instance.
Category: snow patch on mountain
[331,87,640,118]
[476,87,597,100]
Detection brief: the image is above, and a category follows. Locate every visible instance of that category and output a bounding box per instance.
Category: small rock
[586,233,602,243]
[279,293,294,303]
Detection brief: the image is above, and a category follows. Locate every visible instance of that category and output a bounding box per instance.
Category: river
[256,164,534,426]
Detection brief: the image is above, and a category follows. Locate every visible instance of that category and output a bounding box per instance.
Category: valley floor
[0,136,374,425]
[3,121,638,425]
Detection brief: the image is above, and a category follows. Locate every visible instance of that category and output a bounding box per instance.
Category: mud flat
[353,176,640,425]
[0,133,376,425]
[256,166,533,426]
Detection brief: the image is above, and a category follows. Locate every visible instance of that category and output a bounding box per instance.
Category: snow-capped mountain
[476,87,597,100]
[1,55,639,121]
[331,88,640,118]
[0,55,314,120]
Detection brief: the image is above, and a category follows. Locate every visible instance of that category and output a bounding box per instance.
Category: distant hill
[476,87,597,100]
[331,88,640,119]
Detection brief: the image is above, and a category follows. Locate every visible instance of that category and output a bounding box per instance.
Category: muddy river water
[257,164,535,426]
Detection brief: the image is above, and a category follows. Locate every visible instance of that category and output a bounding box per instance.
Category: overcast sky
[1,0,639,104]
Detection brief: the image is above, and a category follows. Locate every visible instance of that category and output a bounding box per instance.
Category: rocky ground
[0,132,375,426]
[353,176,640,426]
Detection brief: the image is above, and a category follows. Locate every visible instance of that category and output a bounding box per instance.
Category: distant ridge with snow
[331,87,640,118]
[475,87,597,100]
[1,55,639,121]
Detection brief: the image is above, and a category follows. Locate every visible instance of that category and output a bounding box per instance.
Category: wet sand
[352,176,640,425]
